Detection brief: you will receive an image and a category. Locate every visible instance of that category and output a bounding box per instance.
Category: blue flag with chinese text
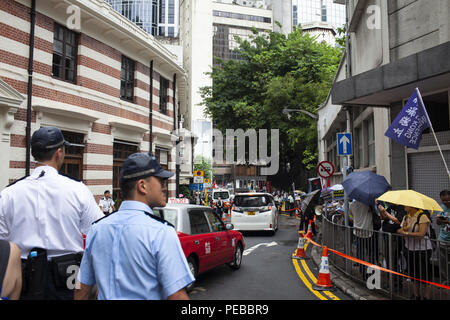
[385,89,431,149]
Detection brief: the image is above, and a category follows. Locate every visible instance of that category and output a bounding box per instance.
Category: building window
[159,77,169,114]
[212,10,271,24]
[422,90,450,133]
[59,131,84,180]
[355,127,363,169]
[52,23,78,83]
[120,55,135,102]
[168,0,175,24]
[121,0,132,17]
[321,4,327,22]
[113,140,139,201]
[168,27,175,37]
[159,0,165,23]
[152,0,158,36]
[293,5,298,26]
[155,147,169,170]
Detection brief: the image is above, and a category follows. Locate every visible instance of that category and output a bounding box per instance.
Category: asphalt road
[189,213,351,300]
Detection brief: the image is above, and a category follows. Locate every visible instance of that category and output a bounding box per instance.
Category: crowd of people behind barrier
[321,189,450,300]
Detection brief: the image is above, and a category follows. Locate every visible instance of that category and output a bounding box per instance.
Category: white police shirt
[0,165,104,259]
[99,197,114,213]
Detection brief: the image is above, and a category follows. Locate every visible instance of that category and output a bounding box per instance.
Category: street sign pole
[343,157,349,227]
[337,132,353,228]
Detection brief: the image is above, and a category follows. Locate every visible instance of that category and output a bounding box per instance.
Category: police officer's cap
[120,152,174,183]
[31,126,71,151]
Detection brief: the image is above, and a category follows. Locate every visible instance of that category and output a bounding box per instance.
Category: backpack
[413,210,437,239]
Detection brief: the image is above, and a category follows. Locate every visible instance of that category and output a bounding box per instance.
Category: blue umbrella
[341,171,391,206]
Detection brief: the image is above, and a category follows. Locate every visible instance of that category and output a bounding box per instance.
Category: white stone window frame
[0,79,24,188]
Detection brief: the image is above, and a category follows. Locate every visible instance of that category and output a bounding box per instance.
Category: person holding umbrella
[348,199,378,280]
[397,206,433,300]
[342,171,391,280]
[378,189,443,300]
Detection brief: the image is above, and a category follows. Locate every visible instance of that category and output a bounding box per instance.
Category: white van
[212,189,231,208]
[230,193,278,234]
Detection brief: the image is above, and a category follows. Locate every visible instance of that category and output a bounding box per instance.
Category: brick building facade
[0,0,188,201]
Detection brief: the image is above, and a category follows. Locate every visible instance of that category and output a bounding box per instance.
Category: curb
[311,244,389,300]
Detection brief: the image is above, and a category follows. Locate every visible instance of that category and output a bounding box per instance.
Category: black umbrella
[301,189,321,218]
[341,171,391,206]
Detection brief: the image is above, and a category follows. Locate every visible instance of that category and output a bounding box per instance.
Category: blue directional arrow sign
[337,133,353,156]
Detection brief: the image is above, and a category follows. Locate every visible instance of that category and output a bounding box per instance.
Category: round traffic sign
[317,161,335,179]
[194,170,204,177]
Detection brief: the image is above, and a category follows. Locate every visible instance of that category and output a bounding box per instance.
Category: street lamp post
[282,108,318,120]
[282,107,318,195]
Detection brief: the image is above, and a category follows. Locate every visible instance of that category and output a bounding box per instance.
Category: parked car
[153,203,245,291]
[230,192,279,235]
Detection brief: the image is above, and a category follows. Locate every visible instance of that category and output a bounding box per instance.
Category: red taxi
[153,203,245,291]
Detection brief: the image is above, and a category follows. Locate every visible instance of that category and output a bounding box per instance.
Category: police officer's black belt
[20,248,83,299]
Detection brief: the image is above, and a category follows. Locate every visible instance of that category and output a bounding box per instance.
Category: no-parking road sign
[317,161,335,179]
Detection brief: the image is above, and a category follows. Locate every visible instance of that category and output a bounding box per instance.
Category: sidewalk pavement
[310,239,389,300]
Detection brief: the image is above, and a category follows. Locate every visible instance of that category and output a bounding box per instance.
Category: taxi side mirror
[225,223,234,230]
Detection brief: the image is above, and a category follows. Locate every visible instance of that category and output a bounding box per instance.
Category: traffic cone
[305,220,314,239]
[313,246,335,291]
[293,232,308,260]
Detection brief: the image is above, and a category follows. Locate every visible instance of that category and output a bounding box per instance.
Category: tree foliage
[193,156,214,181]
[200,27,343,190]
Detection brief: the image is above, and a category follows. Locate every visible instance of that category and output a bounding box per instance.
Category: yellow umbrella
[377,190,443,213]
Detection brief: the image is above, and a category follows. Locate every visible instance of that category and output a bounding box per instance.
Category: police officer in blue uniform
[75,152,194,300]
[0,126,104,300]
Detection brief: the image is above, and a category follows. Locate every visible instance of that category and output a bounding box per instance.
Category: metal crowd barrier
[320,213,450,300]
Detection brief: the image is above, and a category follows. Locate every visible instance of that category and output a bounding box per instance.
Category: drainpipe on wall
[149,60,153,154]
[173,73,180,197]
[345,0,352,78]
[25,0,36,176]
[343,0,353,227]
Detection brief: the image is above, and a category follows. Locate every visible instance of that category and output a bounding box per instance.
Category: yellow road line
[292,242,341,300]
[292,257,328,300]
[300,259,340,300]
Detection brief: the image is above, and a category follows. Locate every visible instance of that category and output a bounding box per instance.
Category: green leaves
[193,156,214,181]
[200,27,343,188]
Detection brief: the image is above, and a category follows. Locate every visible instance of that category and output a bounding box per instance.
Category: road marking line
[300,259,340,301]
[243,241,278,256]
[292,258,328,300]
[292,242,341,300]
